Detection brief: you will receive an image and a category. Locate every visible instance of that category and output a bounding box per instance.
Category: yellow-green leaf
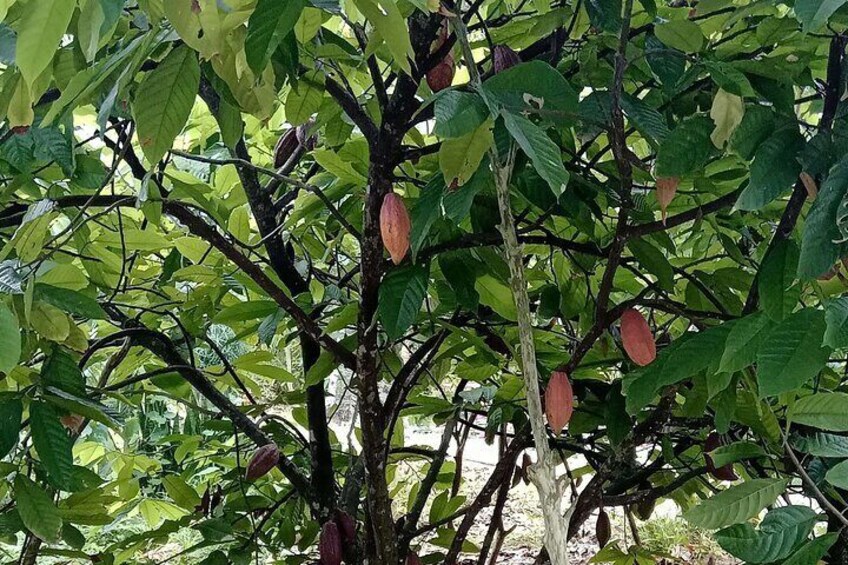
[15,0,75,87]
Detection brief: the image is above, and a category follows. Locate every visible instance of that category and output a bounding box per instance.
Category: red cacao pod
[655,177,679,224]
[492,44,521,73]
[544,371,573,435]
[334,509,356,545]
[406,552,423,565]
[596,509,611,548]
[245,443,280,481]
[273,128,299,169]
[620,308,656,366]
[319,521,343,565]
[704,432,738,482]
[380,192,411,264]
[426,53,455,92]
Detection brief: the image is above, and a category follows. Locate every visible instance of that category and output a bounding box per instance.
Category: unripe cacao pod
[492,44,521,73]
[426,53,455,92]
[620,308,656,366]
[334,509,356,545]
[596,509,611,548]
[319,521,343,565]
[273,129,299,168]
[406,552,423,565]
[245,443,280,481]
[655,177,679,224]
[704,432,738,481]
[544,371,574,435]
[380,192,411,264]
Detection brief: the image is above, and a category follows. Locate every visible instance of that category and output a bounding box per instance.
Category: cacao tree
[3,0,848,564]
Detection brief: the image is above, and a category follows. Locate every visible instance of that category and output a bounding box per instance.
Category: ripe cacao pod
[319,521,343,565]
[492,44,521,73]
[704,432,738,482]
[620,308,656,366]
[655,177,679,224]
[544,370,574,435]
[596,509,611,548]
[245,443,280,481]
[380,192,411,264]
[334,509,356,545]
[406,552,423,565]
[273,128,299,168]
[426,52,455,92]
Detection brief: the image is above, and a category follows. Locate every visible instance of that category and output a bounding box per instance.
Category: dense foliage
[4,0,848,563]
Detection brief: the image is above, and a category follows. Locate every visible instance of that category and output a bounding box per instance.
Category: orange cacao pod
[273,128,299,169]
[426,53,455,92]
[380,192,411,264]
[620,308,656,366]
[655,177,679,224]
[704,432,738,481]
[319,521,343,565]
[596,509,611,548]
[492,45,521,73]
[245,443,280,481]
[544,371,573,435]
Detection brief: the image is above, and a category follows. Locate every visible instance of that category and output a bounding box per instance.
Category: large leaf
[133,45,200,165]
[433,91,490,139]
[655,116,714,177]
[654,19,705,53]
[789,392,848,431]
[793,432,848,457]
[482,61,578,121]
[30,401,75,491]
[824,296,848,349]
[758,239,800,321]
[15,0,75,87]
[781,534,837,565]
[0,396,22,458]
[378,263,429,340]
[715,506,819,563]
[0,302,20,375]
[719,312,773,373]
[756,308,830,397]
[502,112,569,197]
[798,156,848,279]
[245,0,306,74]
[14,475,63,543]
[683,478,788,530]
[34,284,106,320]
[795,0,848,31]
[735,128,804,211]
[439,120,493,188]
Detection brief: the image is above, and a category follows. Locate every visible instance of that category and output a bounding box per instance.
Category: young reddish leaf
[544,371,573,435]
[800,171,817,201]
[380,192,411,264]
[656,177,679,224]
[620,308,656,366]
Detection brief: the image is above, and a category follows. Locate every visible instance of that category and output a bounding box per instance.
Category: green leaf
[683,478,788,530]
[162,475,201,510]
[735,129,804,211]
[758,239,800,321]
[654,20,705,53]
[0,302,21,375]
[709,441,766,467]
[15,0,76,87]
[30,401,75,491]
[502,112,569,197]
[439,120,493,188]
[34,284,106,320]
[352,0,414,74]
[433,91,490,139]
[14,475,63,543]
[627,238,674,291]
[0,396,22,458]
[795,0,848,31]
[825,459,848,488]
[714,506,819,563]
[793,432,848,457]
[781,533,837,565]
[133,45,201,165]
[719,312,773,373]
[789,393,848,431]
[475,274,517,321]
[655,116,713,177]
[756,308,830,397]
[798,156,848,279]
[245,0,306,74]
[378,263,429,340]
[482,60,578,121]
[585,0,622,33]
[409,176,445,259]
[824,297,848,349]
[42,347,86,397]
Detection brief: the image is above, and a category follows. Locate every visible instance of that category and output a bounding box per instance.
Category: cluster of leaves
[4,0,848,564]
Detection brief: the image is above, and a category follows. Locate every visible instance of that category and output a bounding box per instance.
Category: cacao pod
[620,308,656,366]
[426,53,455,92]
[634,497,655,521]
[334,509,356,545]
[596,509,611,548]
[319,521,343,565]
[655,177,679,224]
[245,443,280,481]
[11,125,29,135]
[380,192,411,264]
[273,128,299,169]
[492,44,521,73]
[406,552,423,565]
[544,370,574,435]
[704,432,738,482]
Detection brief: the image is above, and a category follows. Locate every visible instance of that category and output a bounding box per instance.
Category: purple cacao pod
[245,443,280,481]
[596,509,611,548]
[273,129,299,168]
[334,509,356,545]
[319,521,343,565]
[406,552,423,565]
[492,44,521,73]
